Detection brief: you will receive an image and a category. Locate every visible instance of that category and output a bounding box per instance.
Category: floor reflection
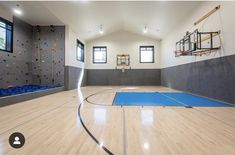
[0,142,4,155]
[141,109,154,125]
[76,115,82,128]
[77,89,84,103]
[120,87,138,90]
[143,142,150,150]
[94,108,107,125]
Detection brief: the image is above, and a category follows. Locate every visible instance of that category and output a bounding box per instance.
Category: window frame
[76,39,84,62]
[0,17,13,53]
[139,46,155,63]
[93,46,107,64]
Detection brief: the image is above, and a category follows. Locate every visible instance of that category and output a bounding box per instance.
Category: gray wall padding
[64,66,87,90]
[87,69,161,86]
[161,54,235,104]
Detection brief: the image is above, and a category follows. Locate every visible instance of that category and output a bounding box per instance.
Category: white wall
[0,5,12,22]
[86,30,161,69]
[65,25,85,68]
[161,1,235,68]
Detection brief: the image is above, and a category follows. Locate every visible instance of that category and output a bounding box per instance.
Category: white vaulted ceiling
[0,1,201,42]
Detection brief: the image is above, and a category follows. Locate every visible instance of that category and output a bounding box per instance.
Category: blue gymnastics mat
[113,92,234,107]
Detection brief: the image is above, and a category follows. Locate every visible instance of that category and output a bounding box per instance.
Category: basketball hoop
[116,54,131,72]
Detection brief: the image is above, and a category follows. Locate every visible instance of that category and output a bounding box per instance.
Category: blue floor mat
[0,85,61,97]
[113,92,184,106]
[161,93,233,107]
[113,92,234,107]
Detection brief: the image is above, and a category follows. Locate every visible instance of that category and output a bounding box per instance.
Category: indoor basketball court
[0,1,234,155]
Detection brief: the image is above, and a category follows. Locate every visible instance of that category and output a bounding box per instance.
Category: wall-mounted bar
[194,5,220,26]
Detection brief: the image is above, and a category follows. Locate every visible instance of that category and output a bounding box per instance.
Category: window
[76,39,84,62]
[0,17,13,53]
[93,46,107,63]
[140,46,154,63]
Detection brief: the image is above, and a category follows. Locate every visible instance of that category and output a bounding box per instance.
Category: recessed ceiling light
[13,4,22,15]
[99,25,103,34]
[99,29,103,34]
[143,26,148,34]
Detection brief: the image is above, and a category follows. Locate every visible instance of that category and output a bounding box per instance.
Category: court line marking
[85,88,235,154]
[186,92,235,107]
[158,92,189,107]
[159,92,235,128]
[78,89,115,155]
[0,89,115,155]
[86,91,115,107]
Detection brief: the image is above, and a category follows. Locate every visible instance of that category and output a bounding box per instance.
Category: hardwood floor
[0,86,234,155]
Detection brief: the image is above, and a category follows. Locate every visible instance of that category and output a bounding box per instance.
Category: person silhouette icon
[9,132,25,148]
[13,136,21,145]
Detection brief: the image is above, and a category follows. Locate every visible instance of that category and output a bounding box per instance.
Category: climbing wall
[32,26,65,86]
[0,17,65,89]
[0,17,33,88]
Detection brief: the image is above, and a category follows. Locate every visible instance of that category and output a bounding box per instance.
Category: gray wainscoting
[161,54,235,104]
[64,66,87,90]
[87,69,161,85]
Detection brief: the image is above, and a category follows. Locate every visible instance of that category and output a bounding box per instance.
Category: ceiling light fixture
[143,25,148,34]
[13,4,22,15]
[99,25,103,34]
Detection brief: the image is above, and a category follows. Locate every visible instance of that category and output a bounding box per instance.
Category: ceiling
[0,1,201,42]
[0,1,64,26]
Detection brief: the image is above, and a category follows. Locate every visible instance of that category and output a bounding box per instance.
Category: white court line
[158,92,235,128]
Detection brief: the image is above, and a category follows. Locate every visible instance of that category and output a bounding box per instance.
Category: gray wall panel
[87,69,161,85]
[64,66,86,90]
[161,54,235,104]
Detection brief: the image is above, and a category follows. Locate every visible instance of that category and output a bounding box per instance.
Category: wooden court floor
[0,86,234,155]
